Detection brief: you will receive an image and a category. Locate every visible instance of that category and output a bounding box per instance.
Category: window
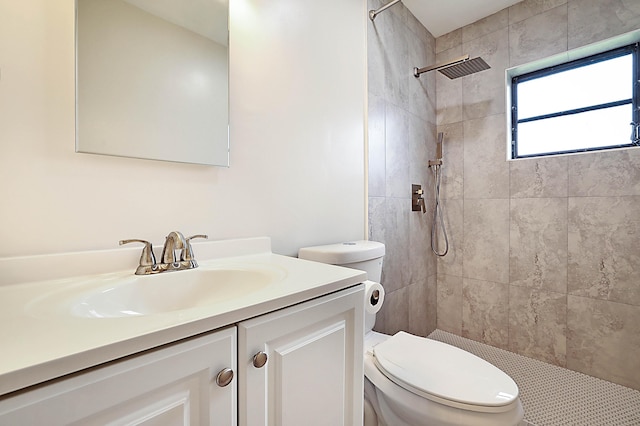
[510,43,640,159]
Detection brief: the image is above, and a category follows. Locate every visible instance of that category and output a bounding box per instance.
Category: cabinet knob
[252,351,268,368]
[215,367,234,387]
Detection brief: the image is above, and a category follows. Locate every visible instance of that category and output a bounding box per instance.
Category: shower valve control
[412,184,426,214]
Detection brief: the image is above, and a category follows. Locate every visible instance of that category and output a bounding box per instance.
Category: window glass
[517,54,632,120]
[517,104,632,156]
[510,43,639,159]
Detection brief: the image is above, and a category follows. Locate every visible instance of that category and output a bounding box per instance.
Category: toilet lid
[373,332,519,409]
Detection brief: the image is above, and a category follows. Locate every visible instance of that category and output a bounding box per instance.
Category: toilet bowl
[364,331,523,425]
[299,241,524,426]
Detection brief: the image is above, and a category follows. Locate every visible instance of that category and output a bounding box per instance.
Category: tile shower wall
[435,0,640,390]
[367,0,438,337]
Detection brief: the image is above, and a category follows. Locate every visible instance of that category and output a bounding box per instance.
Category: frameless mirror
[76,0,229,166]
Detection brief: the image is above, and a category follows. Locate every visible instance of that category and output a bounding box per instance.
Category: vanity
[0,237,365,425]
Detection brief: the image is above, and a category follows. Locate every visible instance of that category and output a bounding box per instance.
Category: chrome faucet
[161,231,187,265]
[120,232,208,275]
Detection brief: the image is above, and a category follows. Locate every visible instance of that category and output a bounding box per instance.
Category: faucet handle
[182,234,209,262]
[119,239,157,274]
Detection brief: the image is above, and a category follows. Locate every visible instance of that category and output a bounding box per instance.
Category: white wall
[0,0,367,258]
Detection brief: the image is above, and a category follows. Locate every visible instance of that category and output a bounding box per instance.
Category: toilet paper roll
[364,280,385,314]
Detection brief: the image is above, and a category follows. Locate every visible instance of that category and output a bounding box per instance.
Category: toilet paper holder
[365,281,385,315]
[370,289,380,306]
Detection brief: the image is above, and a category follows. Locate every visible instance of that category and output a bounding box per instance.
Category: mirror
[76,0,229,166]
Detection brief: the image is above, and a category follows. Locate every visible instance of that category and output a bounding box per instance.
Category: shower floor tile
[427,329,640,426]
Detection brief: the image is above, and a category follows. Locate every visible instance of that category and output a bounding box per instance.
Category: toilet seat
[372,332,519,414]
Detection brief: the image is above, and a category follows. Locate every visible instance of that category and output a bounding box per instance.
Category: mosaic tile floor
[427,329,640,426]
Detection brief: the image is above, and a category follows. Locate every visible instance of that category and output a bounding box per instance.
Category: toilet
[298,241,524,426]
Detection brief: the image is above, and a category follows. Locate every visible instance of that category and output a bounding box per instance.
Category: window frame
[509,42,640,160]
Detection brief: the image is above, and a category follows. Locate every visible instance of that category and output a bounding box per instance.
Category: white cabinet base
[239,285,364,426]
[0,327,237,426]
[0,286,364,426]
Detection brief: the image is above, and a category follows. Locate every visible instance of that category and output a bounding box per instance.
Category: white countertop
[0,237,366,396]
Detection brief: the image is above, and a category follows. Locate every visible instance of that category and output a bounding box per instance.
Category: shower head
[369,0,402,21]
[414,55,490,79]
[439,57,491,79]
[429,132,445,167]
[436,132,443,160]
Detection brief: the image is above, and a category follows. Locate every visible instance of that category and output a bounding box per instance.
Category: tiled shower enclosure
[367,0,640,391]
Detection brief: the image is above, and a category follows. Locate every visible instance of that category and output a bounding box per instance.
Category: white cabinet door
[0,327,237,426]
[239,285,364,426]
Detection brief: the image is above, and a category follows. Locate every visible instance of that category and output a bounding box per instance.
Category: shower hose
[431,164,449,257]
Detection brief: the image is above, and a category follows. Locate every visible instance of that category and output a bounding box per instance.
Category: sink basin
[29,263,287,318]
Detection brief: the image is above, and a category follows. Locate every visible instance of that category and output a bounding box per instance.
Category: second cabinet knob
[215,368,234,387]
[252,351,268,368]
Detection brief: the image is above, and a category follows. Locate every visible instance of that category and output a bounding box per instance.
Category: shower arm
[414,55,470,78]
[369,0,402,21]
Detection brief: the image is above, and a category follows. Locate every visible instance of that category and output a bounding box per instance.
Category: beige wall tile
[367,21,386,98]
[368,196,386,245]
[462,278,509,348]
[368,94,386,197]
[409,197,435,286]
[509,5,568,67]
[377,11,411,111]
[408,28,436,119]
[510,198,568,293]
[435,47,463,125]
[384,104,411,198]
[382,197,411,293]
[437,122,464,200]
[510,156,568,198]
[462,28,509,120]
[427,0,640,388]
[409,116,434,188]
[375,287,409,335]
[463,199,510,284]
[509,286,567,366]
[437,274,463,334]
[462,9,509,43]
[567,295,640,389]
[410,71,436,127]
[436,28,461,53]
[367,0,438,341]
[408,275,437,337]
[509,0,568,24]
[463,114,510,199]
[436,198,463,277]
[568,149,640,197]
[568,0,640,49]
[568,196,640,306]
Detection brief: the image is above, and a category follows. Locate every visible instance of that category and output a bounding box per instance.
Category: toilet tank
[298,241,385,282]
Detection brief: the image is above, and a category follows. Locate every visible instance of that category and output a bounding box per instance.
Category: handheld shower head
[429,132,444,167]
[436,132,443,160]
